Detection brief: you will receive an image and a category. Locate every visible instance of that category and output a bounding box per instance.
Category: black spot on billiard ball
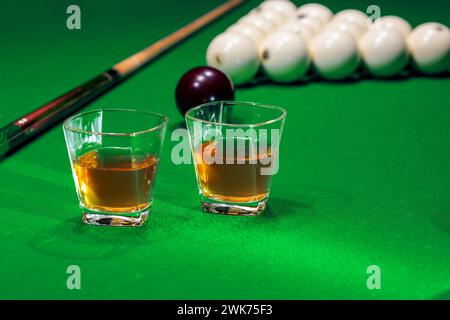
[297,14,307,20]
[262,49,269,61]
[435,26,443,31]
[215,55,222,65]
[175,66,235,115]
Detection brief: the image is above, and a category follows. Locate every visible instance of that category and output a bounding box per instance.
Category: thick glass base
[200,194,267,216]
[81,206,149,227]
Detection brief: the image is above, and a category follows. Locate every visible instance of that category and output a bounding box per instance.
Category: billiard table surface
[0,0,449,299]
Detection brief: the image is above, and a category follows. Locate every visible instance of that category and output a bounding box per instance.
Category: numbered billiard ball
[371,16,412,37]
[175,66,235,115]
[359,28,409,77]
[333,9,369,31]
[206,31,260,85]
[310,30,361,80]
[259,31,310,83]
[407,22,450,75]
[296,3,333,26]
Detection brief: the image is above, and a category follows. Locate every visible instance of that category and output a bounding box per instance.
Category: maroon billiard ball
[175,66,235,115]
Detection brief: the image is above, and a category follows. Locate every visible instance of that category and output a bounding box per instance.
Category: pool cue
[0,0,245,157]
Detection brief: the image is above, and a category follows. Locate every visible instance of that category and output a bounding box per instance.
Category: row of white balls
[206,1,450,84]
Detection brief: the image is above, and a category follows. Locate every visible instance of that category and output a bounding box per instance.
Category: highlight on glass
[63,109,168,226]
[185,101,287,216]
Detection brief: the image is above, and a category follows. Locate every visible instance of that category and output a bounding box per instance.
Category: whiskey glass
[63,109,168,226]
[185,101,286,215]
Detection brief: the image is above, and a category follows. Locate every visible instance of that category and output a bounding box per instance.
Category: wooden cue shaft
[0,0,245,157]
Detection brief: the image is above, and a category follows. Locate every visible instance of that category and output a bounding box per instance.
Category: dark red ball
[175,66,235,115]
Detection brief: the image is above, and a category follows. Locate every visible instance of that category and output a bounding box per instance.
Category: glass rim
[185,101,287,128]
[63,108,169,137]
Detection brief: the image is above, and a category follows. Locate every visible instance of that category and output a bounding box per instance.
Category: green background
[0,0,449,299]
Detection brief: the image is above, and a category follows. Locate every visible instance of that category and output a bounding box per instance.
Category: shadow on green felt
[186,196,315,225]
[263,196,315,220]
[237,69,362,89]
[28,218,152,260]
[0,169,75,222]
[253,186,353,227]
[237,68,449,90]
[171,186,353,234]
[0,169,152,259]
[429,208,450,236]
[432,290,450,300]
[0,165,353,259]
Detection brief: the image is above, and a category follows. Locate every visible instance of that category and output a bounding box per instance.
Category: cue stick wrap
[0,0,245,156]
[2,70,120,154]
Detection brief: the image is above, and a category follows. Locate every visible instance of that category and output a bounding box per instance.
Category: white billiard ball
[407,22,450,75]
[243,8,260,18]
[359,28,409,77]
[325,21,364,40]
[227,24,266,45]
[259,0,297,19]
[333,9,368,30]
[370,16,412,37]
[310,30,361,80]
[278,20,315,44]
[239,15,277,35]
[296,3,333,26]
[259,31,310,83]
[206,32,260,85]
[259,9,286,26]
[293,16,323,34]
